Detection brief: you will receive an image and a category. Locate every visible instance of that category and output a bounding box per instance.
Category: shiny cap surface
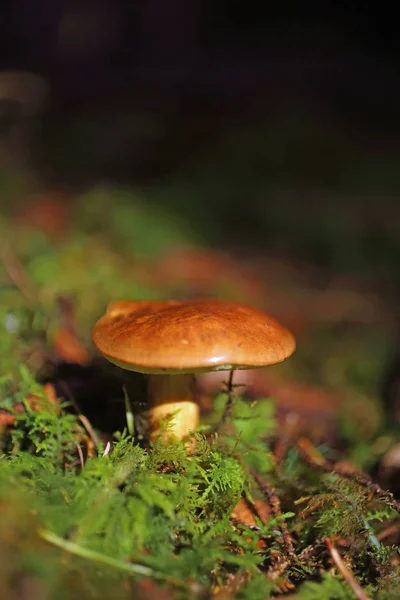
[92,299,296,374]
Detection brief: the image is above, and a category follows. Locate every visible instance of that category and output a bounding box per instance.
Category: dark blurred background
[2,2,400,156]
[1,1,400,272]
[0,0,400,459]
[1,2,400,125]
[1,1,400,290]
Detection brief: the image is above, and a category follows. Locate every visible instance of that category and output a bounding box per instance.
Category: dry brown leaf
[52,328,91,365]
[230,498,258,528]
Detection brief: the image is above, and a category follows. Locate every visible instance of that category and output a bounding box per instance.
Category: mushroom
[91,299,295,440]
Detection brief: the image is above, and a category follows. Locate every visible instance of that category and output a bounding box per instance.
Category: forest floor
[0,109,400,599]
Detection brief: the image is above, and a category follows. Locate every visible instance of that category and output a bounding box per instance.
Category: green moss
[0,365,399,598]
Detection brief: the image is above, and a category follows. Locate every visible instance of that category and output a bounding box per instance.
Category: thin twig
[297,438,400,514]
[78,415,100,450]
[250,468,295,557]
[216,370,235,432]
[58,380,100,449]
[376,523,400,542]
[75,441,84,469]
[324,537,372,600]
[297,542,321,562]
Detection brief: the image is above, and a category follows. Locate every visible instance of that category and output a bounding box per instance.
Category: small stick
[250,468,295,557]
[324,537,372,600]
[297,437,400,514]
[78,415,100,451]
[297,542,321,562]
[75,441,84,469]
[376,523,399,542]
[58,380,100,449]
[216,370,235,432]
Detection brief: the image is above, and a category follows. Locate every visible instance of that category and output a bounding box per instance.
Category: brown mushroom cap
[92,299,296,374]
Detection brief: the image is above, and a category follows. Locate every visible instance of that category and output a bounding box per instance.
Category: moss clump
[0,366,399,599]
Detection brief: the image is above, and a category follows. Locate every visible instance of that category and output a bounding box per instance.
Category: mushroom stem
[147,373,199,440]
